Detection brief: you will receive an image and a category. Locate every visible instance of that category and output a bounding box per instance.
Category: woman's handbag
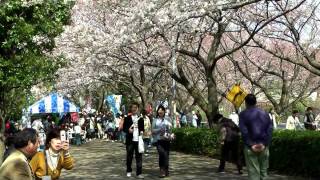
[162,132,175,141]
[138,135,145,153]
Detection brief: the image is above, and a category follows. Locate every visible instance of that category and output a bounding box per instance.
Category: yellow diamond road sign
[226,85,248,108]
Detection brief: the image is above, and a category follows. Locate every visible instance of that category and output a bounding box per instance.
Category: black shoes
[159,168,169,178]
[217,168,243,175]
[238,169,243,175]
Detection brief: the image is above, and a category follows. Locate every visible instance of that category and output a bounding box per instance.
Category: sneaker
[159,169,166,178]
[137,174,144,179]
[159,174,166,178]
[217,169,225,173]
[126,172,132,177]
[144,154,149,157]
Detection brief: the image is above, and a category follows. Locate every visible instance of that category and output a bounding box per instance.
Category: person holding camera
[152,105,174,178]
[30,128,74,180]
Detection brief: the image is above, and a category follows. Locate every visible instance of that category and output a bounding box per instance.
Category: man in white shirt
[32,119,44,132]
[88,116,96,140]
[286,110,302,130]
[67,124,74,143]
[123,102,145,179]
[192,111,198,128]
[114,113,121,140]
[268,109,277,129]
[74,122,82,145]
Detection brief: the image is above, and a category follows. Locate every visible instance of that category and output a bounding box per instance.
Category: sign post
[226,84,248,109]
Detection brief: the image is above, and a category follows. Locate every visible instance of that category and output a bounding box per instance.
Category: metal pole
[171,36,178,128]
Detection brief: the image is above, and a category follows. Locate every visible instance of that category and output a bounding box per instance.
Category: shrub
[172,128,220,158]
[171,128,320,178]
[269,130,320,177]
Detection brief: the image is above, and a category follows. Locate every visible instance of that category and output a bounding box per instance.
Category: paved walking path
[62,140,308,180]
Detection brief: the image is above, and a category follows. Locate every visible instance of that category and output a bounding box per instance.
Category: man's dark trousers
[218,140,242,172]
[126,141,142,175]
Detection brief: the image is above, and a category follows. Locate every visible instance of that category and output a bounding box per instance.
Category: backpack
[221,118,240,142]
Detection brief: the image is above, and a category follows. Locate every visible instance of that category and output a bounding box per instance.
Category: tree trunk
[0,126,4,165]
[140,88,147,110]
[0,86,6,165]
[99,89,106,112]
[206,75,219,128]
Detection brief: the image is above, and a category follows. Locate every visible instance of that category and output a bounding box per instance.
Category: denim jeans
[143,138,150,153]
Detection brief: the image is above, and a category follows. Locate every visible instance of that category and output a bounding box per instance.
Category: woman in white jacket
[286,110,302,130]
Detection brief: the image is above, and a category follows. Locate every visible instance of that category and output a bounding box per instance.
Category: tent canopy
[28,93,79,114]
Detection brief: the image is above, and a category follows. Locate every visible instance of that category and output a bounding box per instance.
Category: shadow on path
[62,140,308,180]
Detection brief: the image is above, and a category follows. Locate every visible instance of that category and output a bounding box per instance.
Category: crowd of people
[1,95,320,180]
[285,107,320,130]
[7,111,125,150]
[0,101,176,179]
[177,110,202,128]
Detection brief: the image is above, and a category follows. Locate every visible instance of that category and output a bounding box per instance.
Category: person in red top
[5,119,16,139]
[5,120,10,133]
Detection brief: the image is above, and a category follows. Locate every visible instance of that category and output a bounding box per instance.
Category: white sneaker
[137,174,144,179]
[126,172,132,177]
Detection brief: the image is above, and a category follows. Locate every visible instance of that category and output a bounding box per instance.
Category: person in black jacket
[123,102,145,178]
[304,107,316,130]
[216,113,242,174]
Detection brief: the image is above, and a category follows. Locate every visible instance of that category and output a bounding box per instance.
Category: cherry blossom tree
[230,45,320,115]
[247,0,320,75]
[106,0,307,127]
[54,0,309,127]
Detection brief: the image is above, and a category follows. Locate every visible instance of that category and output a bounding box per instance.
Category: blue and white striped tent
[28,93,79,114]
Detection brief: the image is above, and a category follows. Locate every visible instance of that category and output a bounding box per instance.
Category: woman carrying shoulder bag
[30,128,74,180]
[152,105,175,178]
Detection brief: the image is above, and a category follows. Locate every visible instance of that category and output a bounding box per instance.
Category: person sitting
[30,128,74,180]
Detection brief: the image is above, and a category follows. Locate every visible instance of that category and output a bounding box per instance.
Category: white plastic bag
[138,135,145,153]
